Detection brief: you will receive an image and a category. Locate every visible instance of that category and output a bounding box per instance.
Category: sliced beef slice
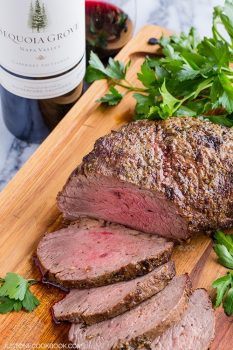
[57,117,233,240]
[148,289,215,350]
[69,274,192,350]
[53,261,176,324]
[36,218,173,288]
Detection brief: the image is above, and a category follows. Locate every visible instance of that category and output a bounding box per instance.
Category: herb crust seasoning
[58,117,233,240]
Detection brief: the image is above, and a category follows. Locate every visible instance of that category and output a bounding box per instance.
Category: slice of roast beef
[53,261,176,324]
[57,117,233,240]
[147,289,215,350]
[36,218,173,288]
[69,274,192,350]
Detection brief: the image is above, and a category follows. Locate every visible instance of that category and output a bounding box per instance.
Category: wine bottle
[0,0,85,143]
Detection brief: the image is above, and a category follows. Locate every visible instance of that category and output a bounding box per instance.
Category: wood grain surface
[0,25,232,350]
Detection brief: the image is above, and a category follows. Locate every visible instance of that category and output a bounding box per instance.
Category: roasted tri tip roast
[35,117,227,349]
[57,117,233,240]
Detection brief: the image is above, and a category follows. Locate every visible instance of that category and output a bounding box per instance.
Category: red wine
[0,0,85,143]
[85,0,133,58]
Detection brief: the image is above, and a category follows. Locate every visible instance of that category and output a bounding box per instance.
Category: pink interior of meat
[37,224,171,282]
[151,289,215,349]
[59,175,188,240]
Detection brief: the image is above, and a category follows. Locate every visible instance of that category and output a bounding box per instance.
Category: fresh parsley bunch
[86,0,233,127]
[0,272,40,314]
[212,231,233,315]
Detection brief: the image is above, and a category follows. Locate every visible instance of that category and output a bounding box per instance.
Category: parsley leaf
[85,66,107,83]
[0,273,39,314]
[218,73,233,112]
[175,106,197,117]
[88,51,108,77]
[22,289,40,312]
[13,300,23,311]
[105,58,126,80]
[0,272,28,301]
[215,231,233,255]
[137,61,156,87]
[212,273,232,307]
[214,244,233,269]
[97,86,123,106]
[159,81,181,118]
[212,272,233,316]
[0,296,21,314]
[134,93,156,117]
[213,1,233,43]
[212,230,233,316]
[176,64,200,82]
[85,51,127,83]
[224,286,233,315]
[207,114,233,127]
[198,38,230,67]
[163,28,201,52]
[214,231,233,269]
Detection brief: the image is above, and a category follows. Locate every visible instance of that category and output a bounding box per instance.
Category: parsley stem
[212,23,227,44]
[124,79,133,86]
[113,80,147,93]
[28,279,39,286]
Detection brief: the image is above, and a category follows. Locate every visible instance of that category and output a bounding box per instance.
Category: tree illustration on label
[28,0,48,32]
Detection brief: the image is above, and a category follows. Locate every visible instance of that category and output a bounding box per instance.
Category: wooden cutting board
[0,25,232,350]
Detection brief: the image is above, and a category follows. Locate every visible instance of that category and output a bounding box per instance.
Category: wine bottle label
[0,0,85,99]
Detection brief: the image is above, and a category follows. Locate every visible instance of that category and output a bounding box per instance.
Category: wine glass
[85,0,136,58]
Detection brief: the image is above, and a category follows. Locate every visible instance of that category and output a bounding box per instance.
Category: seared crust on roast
[68,275,192,350]
[58,117,233,240]
[53,261,176,324]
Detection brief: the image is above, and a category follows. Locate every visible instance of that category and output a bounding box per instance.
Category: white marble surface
[0,0,225,190]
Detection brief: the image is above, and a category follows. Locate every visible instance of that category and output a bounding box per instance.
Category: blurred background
[0,0,225,190]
